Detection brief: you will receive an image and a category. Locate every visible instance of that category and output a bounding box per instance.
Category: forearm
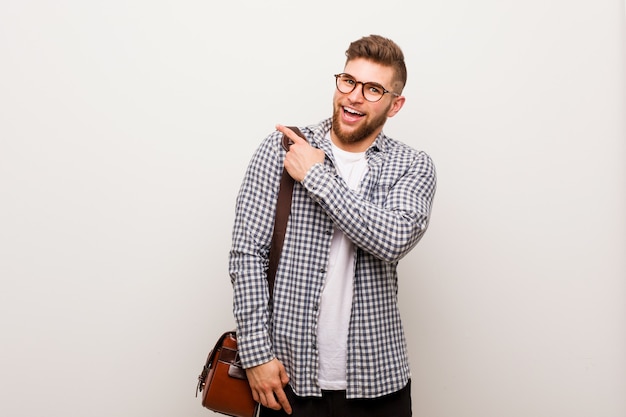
[301,154,436,262]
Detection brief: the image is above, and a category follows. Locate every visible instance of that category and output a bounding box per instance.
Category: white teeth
[344,107,364,116]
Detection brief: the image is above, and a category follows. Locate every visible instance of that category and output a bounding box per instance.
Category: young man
[229,34,436,417]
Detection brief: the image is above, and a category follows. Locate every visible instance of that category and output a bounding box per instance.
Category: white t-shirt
[317,139,367,390]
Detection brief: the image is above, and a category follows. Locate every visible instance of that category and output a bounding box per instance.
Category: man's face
[331,58,404,150]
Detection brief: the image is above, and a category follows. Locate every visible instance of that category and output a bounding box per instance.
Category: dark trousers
[259,380,412,417]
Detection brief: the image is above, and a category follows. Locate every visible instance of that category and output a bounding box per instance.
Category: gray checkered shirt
[229,118,436,399]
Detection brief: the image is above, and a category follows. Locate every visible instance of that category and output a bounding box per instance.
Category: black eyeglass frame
[334,73,400,102]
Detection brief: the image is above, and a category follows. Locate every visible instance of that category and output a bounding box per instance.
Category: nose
[347,82,365,102]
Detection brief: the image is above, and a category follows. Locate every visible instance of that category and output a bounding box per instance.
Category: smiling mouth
[343,106,364,121]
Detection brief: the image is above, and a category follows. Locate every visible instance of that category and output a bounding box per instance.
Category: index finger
[276,124,306,147]
[273,386,292,415]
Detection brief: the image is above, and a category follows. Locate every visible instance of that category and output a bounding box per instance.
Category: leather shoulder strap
[267,126,306,300]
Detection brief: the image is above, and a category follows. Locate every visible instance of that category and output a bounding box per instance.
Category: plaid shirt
[229,118,436,398]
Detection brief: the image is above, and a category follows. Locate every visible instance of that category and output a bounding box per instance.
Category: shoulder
[380,135,435,170]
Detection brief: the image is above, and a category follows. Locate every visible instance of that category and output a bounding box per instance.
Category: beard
[331,103,390,146]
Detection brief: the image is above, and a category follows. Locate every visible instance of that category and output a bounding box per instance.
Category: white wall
[1,1,624,416]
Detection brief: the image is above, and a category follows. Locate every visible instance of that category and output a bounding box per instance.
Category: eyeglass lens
[335,74,387,102]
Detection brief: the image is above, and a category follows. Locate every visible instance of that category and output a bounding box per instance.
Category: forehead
[344,58,395,86]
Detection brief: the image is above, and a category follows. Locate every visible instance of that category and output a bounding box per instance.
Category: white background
[1,1,625,416]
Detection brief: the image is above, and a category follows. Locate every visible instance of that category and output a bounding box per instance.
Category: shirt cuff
[238,329,275,369]
[301,162,332,202]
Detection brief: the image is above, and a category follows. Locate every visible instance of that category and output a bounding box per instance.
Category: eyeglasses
[334,73,400,102]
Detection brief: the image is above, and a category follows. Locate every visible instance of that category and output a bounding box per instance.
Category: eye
[343,76,356,86]
[366,83,383,95]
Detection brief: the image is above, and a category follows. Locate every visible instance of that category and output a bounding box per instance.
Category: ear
[386,95,406,118]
